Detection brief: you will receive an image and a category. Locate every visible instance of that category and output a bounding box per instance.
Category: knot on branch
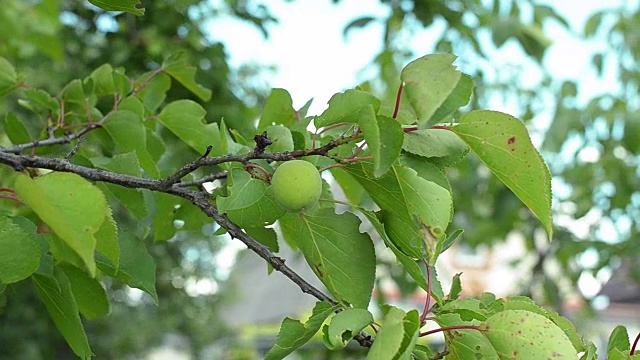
[253,131,273,154]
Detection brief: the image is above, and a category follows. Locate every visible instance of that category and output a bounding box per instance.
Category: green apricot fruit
[270,160,322,212]
[265,125,294,153]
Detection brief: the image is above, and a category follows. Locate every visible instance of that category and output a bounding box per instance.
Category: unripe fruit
[270,160,322,212]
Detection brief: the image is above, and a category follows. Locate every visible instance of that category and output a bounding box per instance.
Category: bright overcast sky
[207,0,626,116]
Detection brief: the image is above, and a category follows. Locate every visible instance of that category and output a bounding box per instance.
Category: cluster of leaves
[348,0,640,314]
[0,2,639,359]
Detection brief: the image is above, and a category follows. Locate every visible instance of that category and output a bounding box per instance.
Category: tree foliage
[1,0,640,359]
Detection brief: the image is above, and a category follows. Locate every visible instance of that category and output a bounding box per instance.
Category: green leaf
[135,72,170,113]
[580,342,598,360]
[398,154,452,193]
[400,54,472,126]
[622,113,640,154]
[95,206,120,270]
[450,110,553,237]
[88,64,116,96]
[481,310,576,359]
[438,298,489,322]
[441,228,463,253]
[33,270,92,359]
[162,52,212,101]
[436,313,498,359]
[108,232,157,303]
[391,166,452,260]
[92,153,148,220]
[24,88,60,113]
[61,79,87,107]
[343,16,376,38]
[367,306,405,359]
[402,128,469,163]
[297,98,314,119]
[218,168,268,212]
[358,106,403,177]
[88,0,144,15]
[0,56,18,98]
[397,309,421,359]
[584,11,604,36]
[258,88,297,131]
[316,89,380,128]
[344,162,452,261]
[265,301,338,360]
[158,100,221,156]
[152,193,181,241]
[264,125,294,153]
[366,306,419,359]
[279,209,375,308]
[220,169,286,227]
[244,226,278,253]
[330,167,369,207]
[361,210,430,292]
[0,215,40,283]
[608,326,630,354]
[62,265,109,320]
[101,110,158,177]
[412,344,436,359]
[119,96,144,118]
[227,189,286,228]
[448,273,462,300]
[4,113,32,144]
[323,308,373,350]
[491,19,518,47]
[15,173,108,276]
[516,24,552,61]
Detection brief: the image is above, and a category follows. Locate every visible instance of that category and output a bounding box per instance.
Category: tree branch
[0,148,374,348]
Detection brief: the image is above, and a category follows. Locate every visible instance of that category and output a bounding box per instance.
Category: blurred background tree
[0,0,639,358]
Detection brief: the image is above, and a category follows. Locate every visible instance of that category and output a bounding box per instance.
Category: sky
[206,0,625,117]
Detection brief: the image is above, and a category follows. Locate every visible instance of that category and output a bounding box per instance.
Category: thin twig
[65,137,85,161]
[174,172,228,188]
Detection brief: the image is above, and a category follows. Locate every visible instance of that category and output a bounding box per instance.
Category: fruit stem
[393,83,404,119]
[244,162,271,182]
[419,325,482,337]
[631,331,640,355]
